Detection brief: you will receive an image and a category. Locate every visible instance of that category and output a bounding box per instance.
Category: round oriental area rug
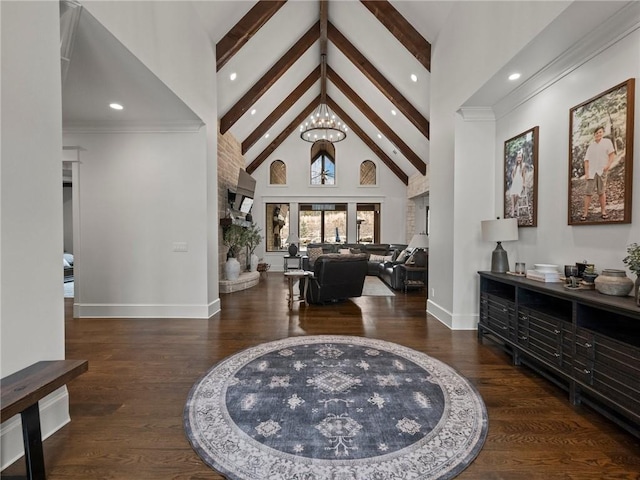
[184,335,488,480]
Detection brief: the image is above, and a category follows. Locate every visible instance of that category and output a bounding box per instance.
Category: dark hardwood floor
[4,273,640,479]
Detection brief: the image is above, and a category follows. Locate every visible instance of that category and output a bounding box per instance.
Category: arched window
[310,140,335,185]
[360,160,376,185]
[270,160,286,185]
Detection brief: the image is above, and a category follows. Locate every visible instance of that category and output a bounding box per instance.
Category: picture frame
[504,126,539,227]
[568,78,635,225]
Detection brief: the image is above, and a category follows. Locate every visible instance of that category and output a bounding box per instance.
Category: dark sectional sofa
[302,242,425,291]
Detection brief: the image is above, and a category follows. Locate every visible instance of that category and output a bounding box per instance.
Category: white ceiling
[61,1,634,179]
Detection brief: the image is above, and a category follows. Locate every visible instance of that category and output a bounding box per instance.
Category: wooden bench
[1,360,88,480]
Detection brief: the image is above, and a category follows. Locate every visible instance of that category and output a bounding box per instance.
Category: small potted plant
[246,223,263,272]
[582,264,598,284]
[623,243,640,303]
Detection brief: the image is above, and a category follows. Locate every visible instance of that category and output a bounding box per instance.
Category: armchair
[302,253,368,304]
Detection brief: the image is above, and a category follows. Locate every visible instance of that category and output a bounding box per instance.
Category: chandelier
[300,1,347,144]
[299,101,347,143]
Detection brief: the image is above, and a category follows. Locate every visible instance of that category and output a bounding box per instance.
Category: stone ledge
[219,271,260,293]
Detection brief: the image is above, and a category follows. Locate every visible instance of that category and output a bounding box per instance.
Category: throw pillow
[349,248,362,254]
[396,249,408,263]
[63,252,74,266]
[338,248,351,255]
[307,247,323,266]
[369,254,393,262]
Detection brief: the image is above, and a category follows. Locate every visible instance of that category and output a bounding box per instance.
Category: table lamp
[408,233,429,267]
[286,233,299,256]
[481,218,518,273]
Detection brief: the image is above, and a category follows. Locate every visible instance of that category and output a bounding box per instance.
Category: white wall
[83,1,221,314]
[63,131,210,318]
[495,29,640,274]
[429,1,639,330]
[1,0,69,467]
[250,129,408,269]
[428,1,572,328]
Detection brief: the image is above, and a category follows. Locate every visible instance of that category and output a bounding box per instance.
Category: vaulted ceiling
[62,1,636,187]
[194,0,454,185]
[63,0,453,186]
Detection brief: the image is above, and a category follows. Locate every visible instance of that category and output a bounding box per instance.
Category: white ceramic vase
[250,253,259,272]
[225,257,241,281]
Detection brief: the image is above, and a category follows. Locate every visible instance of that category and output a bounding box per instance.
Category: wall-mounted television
[239,196,254,214]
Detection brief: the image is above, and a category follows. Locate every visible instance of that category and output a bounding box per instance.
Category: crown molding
[63,120,204,134]
[493,2,640,120]
[458,107,495,122]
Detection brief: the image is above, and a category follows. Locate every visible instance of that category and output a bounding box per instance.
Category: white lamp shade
[408,233,429,249]
[286,233,299,244]
[481,218,518,242]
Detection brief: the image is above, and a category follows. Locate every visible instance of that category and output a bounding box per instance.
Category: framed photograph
[504,126,539,227]
[568,78,635,225]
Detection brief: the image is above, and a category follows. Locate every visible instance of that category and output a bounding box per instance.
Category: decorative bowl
[534,264,559,273]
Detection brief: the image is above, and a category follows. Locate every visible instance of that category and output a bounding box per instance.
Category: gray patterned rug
[184,335,487,479]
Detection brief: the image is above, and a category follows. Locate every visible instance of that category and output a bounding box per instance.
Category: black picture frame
[568,79,635,225]
[504,126,539,227]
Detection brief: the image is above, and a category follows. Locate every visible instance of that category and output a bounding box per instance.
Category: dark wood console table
[478,271,640,438]
[1,360,88,480]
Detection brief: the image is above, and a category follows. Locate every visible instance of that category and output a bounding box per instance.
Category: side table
[284,255,303,270]
[401,265,427,293]
[284,270,311,309]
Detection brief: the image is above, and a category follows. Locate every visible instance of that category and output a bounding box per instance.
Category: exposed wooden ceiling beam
[246,96,320,174]
[220,21,320,135]
[328,97,408,185]
[360,0,431,71]
[327,66,426,175]
[320,0,328,56]
[328,22,429,139]
[242,66,321,155]
[216,1,287,72]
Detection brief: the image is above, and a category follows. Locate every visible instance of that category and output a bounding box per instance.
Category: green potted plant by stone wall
[223,224,248,280]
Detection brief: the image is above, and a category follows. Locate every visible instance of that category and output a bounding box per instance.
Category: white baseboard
[427,299,453,328]
[208,298,221,318]
[1,387,70,470]
[75,302,212,318]
[427,300,479,331]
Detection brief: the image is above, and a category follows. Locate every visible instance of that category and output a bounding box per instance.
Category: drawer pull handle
[519,335,528,340]
[583,369,591,374]
[554,329,560,334]
[502,307,507,312]
[554,353,560,358]
[583,342,592,348]
[521,315,528,320]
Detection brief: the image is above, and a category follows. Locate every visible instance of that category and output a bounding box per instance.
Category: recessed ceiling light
[250,109,256,115]
[391,109,397,116]
[264,133,270,139]
[508,72,521,81]
[377,133,382,139]
[109,103,123,110]
[410,74,418,82]
[230,72,237,81]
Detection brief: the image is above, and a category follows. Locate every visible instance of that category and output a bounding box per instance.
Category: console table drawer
[518,308,571,368]
[481,293,515,338]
